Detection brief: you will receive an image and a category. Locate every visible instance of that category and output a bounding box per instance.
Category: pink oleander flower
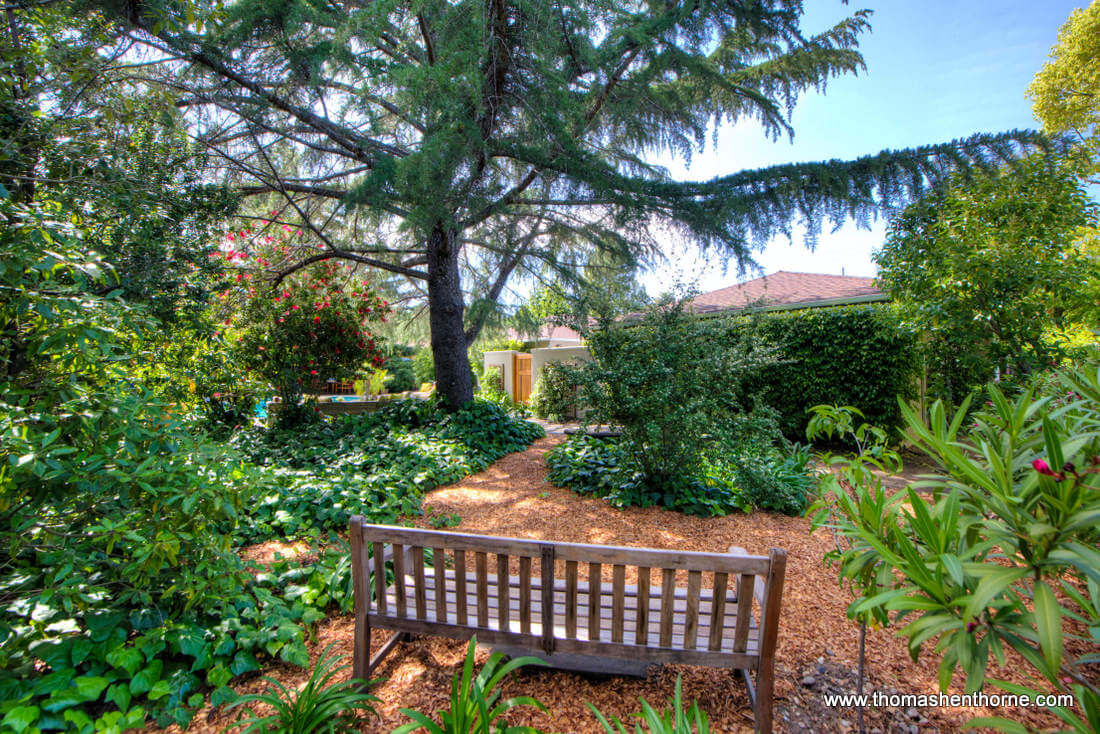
[1032,459,1065,480]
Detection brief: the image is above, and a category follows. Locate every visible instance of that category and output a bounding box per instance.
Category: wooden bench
[349,519,787,733]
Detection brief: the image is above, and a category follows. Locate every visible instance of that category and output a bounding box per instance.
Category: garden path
[165,438,1064,734]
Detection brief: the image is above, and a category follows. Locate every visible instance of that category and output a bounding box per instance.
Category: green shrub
[811,362,1100,733]
[413,348,435,384]
[574,298,776,498]
[725,304,918,440]
[530,362,579,421]
[385,356,418,393]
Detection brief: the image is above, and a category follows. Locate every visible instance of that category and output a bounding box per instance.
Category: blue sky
[640,0,1089,295]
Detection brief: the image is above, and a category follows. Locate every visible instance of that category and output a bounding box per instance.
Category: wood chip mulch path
[164,437,1076,734]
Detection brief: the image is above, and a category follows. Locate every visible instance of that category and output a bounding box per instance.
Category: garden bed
[162,437,1079,734]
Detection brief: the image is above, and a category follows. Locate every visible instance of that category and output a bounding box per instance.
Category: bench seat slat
[376,583,760,653]
[357,524,770,574]
[352,520,786,734]
[366,612,760,669]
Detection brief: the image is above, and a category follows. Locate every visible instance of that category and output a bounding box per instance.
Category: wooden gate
[513,353,532,403]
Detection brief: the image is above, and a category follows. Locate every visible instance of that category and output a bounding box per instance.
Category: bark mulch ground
[168,437,1072,734]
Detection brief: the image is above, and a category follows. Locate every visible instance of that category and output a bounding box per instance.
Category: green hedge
[724,304,918,439]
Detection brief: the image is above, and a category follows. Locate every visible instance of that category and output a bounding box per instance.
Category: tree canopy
[875,156,1098,405]
[95,0,1046,406]
[1029,0,1100,181]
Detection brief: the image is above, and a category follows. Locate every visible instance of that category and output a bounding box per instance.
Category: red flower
[314,316,321,323]
[310,370,318,375]
[1032,459,1065,481]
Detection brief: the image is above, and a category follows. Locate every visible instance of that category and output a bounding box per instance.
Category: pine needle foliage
[93,0,1048,406]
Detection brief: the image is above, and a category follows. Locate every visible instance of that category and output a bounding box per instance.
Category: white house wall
[531,346,592,387]
[483,350,519,401]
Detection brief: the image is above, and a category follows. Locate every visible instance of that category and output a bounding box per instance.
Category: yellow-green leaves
[1028,2,1100,170]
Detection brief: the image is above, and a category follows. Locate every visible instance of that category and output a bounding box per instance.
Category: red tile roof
[506,324,583,342]
[689,271,884,314]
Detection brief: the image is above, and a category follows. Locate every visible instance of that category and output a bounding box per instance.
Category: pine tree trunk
[427,224,473,409]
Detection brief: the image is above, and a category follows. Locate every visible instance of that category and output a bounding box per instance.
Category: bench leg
[353,607,371,685]
[754,663,774,734]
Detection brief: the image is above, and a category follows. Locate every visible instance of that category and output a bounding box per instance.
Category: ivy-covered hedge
[724,304,919,439]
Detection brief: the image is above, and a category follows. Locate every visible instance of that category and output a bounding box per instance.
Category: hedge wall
[723,304,919,440]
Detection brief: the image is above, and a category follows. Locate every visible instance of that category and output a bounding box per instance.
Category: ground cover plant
[1,389,543,732]
[231,399,545,542]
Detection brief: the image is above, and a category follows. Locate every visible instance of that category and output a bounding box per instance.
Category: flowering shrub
[215,224,389,422]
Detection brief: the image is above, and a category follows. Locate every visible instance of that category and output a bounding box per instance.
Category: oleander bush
[812,359,1100,732]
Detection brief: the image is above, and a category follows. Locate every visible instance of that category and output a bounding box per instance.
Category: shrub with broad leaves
[811,361,1100,733]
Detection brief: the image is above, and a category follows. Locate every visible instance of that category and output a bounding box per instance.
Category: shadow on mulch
[153,437,1073,734]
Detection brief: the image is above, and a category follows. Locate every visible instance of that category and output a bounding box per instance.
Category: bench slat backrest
[351,519,783,665]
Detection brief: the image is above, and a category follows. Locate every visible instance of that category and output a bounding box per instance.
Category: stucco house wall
[531,346,591,387]
[482,350,519,401]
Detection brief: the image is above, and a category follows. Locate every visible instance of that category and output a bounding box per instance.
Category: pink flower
[1032,459,1065,481]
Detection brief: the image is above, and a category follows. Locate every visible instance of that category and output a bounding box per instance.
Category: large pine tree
[97,0,1044,407]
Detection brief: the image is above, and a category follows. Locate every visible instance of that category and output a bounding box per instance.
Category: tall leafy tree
[875,156,1098,405]
[1029,0,1100,183]
[512,249,651,336]
[96,0,1044,407]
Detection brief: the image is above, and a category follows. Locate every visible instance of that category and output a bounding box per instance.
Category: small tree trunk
[427,224,473,409]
